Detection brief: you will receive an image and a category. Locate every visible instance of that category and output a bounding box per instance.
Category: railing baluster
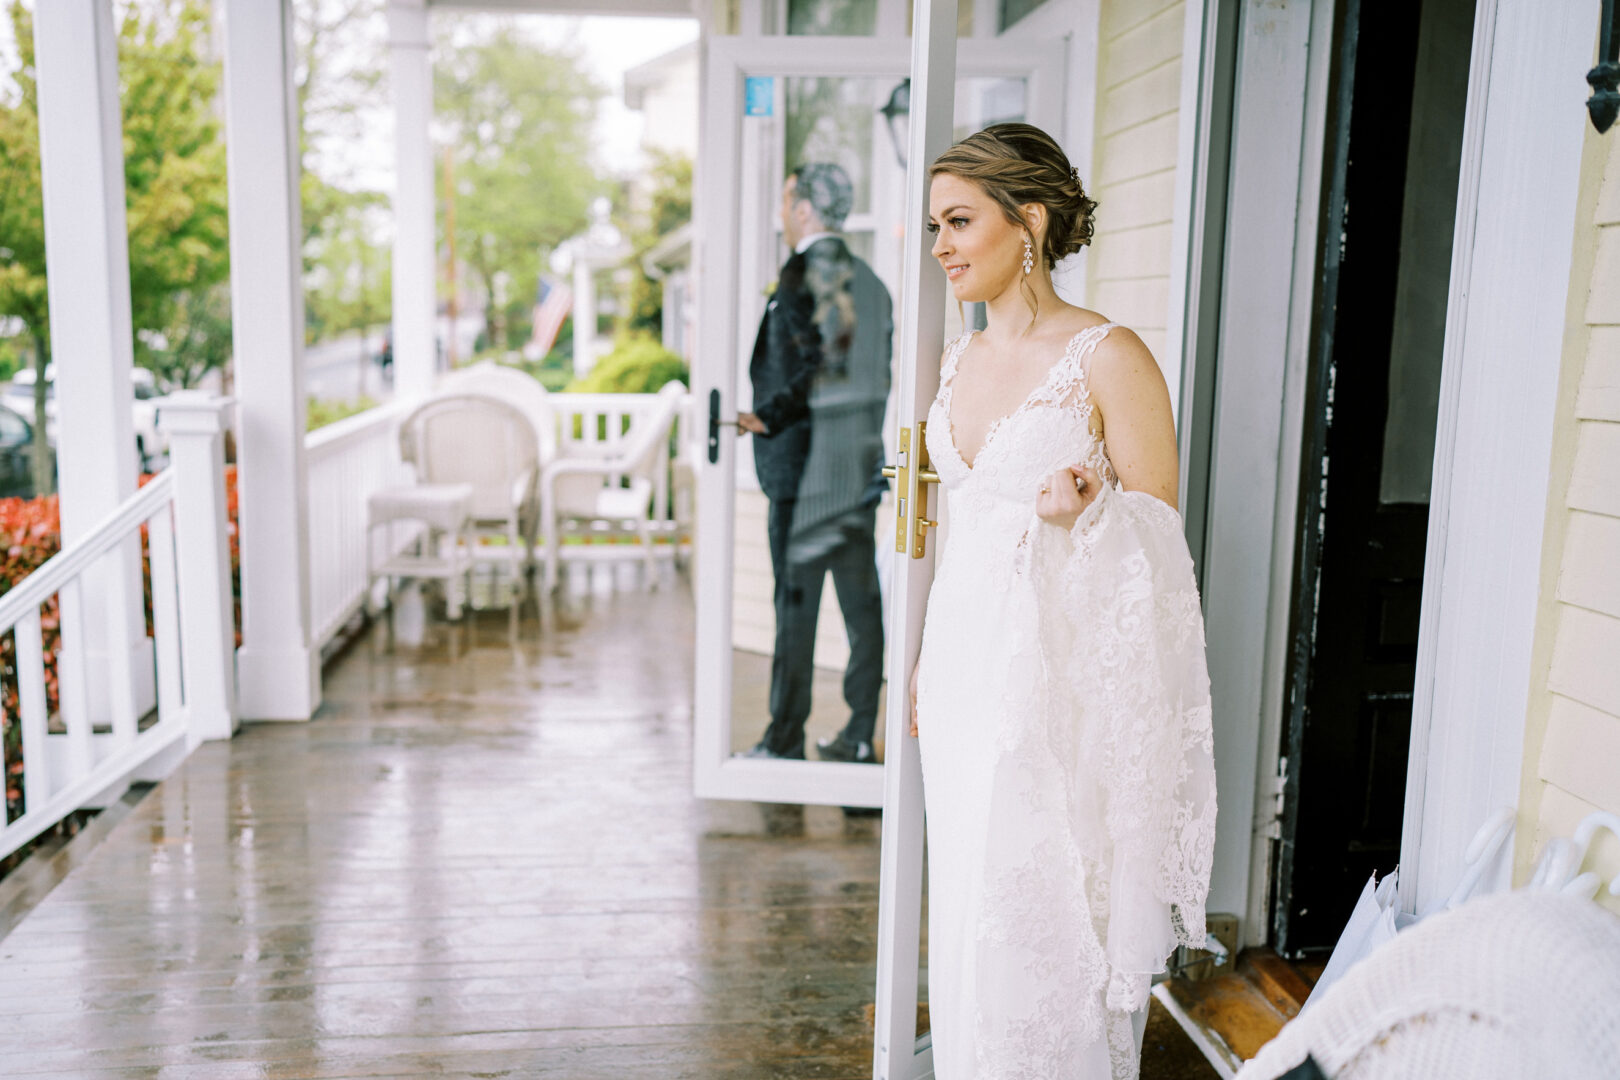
[16,609,51,815]
[148,504,182,728]
[56,579,93,783]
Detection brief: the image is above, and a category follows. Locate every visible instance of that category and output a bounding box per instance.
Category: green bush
[0,341,21,384]
[497,352,573,392]
[307,397,378,432]
[566,335,687,395]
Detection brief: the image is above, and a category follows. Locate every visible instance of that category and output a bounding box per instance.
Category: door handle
[880,422,941,558]
[707,389,744,463]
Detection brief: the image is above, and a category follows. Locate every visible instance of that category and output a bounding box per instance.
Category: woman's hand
[1035,464,1102,531]
[909,660,921,738]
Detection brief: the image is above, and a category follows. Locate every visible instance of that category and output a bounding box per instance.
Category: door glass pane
[726,70,1030,764]
[728,75,903,764]
[998,0,1052,32]
[787,0,879,36]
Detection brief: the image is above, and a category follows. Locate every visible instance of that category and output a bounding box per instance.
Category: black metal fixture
[1589,0,1620,132]
[879,79,911,168]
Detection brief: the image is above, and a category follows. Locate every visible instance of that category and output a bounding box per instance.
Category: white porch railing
[300,388,693,634]
[0,394,236,861]
[304,399,413,649]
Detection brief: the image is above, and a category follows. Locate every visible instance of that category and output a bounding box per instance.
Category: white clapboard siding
[1089,0,1187,359]
[1548,605,1620,718]
[1539,694,1620,812]
[1566,420,1620,518]
[1577,326,1620,420]
[1558,511,1620,619]
[1522,124,1620,909]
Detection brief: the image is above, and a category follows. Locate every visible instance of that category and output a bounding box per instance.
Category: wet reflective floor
[0,568,886,1078]
[0,564,1214,1078]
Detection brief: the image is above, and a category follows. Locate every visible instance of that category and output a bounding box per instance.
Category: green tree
[0,2,50,492]
[119,0,232,388]
[294,0,390,346]
[0,0,231,492]
[304,189,390,383]
[435,22,604,354]
[626,150,692,337]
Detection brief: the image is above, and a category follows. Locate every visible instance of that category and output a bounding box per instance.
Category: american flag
[530,277,573,358]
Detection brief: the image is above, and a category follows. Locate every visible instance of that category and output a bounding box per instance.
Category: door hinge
[1261,756,1288,839]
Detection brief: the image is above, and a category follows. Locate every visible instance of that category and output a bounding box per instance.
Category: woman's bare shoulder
[1088,323,1168,400]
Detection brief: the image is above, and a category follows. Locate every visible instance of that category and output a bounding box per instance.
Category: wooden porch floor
[0,567,1218,1079]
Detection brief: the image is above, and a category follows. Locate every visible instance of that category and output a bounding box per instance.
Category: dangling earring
[1022,236,1034,276]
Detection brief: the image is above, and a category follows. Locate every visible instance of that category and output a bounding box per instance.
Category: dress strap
[939,329,976,391]
[1037,322,1117,410]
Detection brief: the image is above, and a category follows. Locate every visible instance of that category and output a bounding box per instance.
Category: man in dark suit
[737,162,893,763]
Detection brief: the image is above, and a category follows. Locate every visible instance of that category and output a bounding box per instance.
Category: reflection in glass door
[698,45,1049,809]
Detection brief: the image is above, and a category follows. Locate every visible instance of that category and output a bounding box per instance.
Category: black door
[1274,0,1476,955]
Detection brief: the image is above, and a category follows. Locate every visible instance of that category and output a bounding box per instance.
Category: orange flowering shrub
[1,467,240,821]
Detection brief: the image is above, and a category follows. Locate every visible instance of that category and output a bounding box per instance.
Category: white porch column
[32,0,155,730]
[389,0,437,399]
[160,394,240,742]
[223,0,321,720]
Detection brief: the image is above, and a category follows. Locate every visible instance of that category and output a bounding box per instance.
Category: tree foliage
[294,0,392,350]
[434,22,605,353]
[0,2,55,492]
[626,149,692,337]
[118,0,232,387]
[0,0,231,471]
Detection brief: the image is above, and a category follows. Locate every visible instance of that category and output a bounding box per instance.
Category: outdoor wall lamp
[879,80,911,168]
[1590,0,1620,133]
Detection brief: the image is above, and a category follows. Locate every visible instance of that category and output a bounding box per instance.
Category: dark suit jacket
[749,237,893,509]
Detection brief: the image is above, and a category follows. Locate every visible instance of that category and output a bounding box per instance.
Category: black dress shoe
[815,732,876,764]
[736,740,805,760]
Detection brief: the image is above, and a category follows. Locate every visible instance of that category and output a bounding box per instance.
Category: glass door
[693,37,1063,805]
[692,21,1064,1079]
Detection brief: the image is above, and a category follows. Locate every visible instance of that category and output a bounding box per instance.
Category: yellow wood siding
[1089,0,1186,370]
[1518,124,1620,912]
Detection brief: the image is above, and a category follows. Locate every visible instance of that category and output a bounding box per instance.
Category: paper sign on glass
[745,76,774,117]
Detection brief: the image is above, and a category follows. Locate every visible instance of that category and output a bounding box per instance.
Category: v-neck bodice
[926,323,1118,516]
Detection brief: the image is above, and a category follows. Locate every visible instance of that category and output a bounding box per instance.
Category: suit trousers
[760,497,885,756]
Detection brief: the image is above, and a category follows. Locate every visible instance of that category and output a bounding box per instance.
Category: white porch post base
[236,647,321,722]
[160,393,240,742]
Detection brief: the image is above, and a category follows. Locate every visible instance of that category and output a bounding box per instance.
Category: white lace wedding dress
[914,324,1218,1080]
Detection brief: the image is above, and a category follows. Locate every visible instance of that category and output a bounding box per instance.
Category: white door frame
[1185,0,1333,943]
[1399,0,1594,915]
[691,34,1065,810]
[869,9,960,1078]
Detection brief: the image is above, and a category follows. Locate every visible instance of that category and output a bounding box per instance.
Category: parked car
[0,400,51,498]
[1,365,163,469]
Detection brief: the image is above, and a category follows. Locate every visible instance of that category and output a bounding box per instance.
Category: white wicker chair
[1237,890,1620,1080]
[399,393,539,599]
[436,360,558,462]
[539,380,685,591]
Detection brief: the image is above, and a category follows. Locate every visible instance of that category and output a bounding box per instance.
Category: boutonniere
[763,279,778,299]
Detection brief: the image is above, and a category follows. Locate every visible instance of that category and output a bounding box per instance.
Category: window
[786,0,877,36]
[998,0,1050,32]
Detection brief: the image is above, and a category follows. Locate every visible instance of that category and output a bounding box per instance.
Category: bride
[909,123,1217,1079]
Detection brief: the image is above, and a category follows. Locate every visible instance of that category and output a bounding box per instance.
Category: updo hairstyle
[929,122,1098,273]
